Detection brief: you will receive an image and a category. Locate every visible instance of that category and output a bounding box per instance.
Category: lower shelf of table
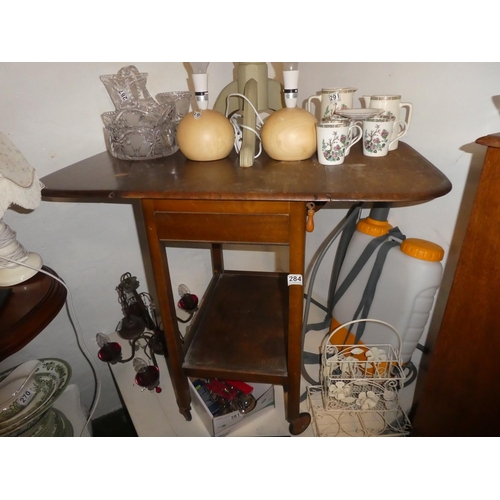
[307,386,412,437]
[182,270,289,385]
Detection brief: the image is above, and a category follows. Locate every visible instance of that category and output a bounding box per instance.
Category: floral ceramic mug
[362,116,407,157]
[362,95,412,150]
[316,120,362,166]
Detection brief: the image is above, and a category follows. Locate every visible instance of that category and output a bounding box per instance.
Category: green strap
[330,232,392,310]
[348,228,406,343]
[305,228,393,333]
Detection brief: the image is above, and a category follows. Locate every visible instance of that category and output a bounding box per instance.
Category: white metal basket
[307,386,411,437]
[320,319,406,412]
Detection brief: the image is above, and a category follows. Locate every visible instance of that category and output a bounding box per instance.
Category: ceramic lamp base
[0,251,43,286]
[0,221,43,286]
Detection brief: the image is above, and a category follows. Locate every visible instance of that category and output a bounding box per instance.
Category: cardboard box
[189,379,275,437]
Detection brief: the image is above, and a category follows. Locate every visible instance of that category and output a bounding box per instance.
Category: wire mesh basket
[320,319,406,412]
[307,386,411,437]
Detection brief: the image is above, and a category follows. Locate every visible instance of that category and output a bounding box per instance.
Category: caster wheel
[288,412,311,436]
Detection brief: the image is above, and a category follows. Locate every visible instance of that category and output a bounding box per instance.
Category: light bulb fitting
[283,62,299,108]
[189,62,210,110]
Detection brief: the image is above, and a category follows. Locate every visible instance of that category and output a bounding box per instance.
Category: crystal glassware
[100,66,180,160]
[155,91,192,124]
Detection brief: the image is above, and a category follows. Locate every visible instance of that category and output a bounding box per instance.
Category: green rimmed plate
[0,358,71,437]
[51,409,74,437]
[18,408,57,437]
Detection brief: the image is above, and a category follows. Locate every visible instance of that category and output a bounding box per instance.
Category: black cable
[303,293,328,313]
[416,343,430,354]
[301,204,363,388]
[326,204,363,314]
[176,312,194,324]
[403,361,418,387]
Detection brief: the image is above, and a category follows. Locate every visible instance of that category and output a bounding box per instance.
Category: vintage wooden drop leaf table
[40,141,451,435]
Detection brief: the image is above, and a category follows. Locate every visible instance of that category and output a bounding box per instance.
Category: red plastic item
[222,380,254,395]
[205,379,238,400]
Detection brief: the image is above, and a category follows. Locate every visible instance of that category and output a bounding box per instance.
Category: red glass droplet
[178,294,198,311]
[98,342,122,363]
[135,366,160,389]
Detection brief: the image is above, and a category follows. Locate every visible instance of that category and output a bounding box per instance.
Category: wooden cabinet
[41,142,451,435]
[411,133,500,436]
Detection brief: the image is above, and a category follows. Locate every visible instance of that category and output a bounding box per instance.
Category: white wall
[1,62,499,418]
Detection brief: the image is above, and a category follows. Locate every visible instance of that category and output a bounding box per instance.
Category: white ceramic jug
[307,88,357,122]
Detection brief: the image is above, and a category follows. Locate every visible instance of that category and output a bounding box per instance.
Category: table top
[477,132,500,149]
[41,142,452,204]
[0,266,67,362]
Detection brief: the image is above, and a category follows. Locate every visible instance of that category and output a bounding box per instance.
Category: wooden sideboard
[411,133,500,436]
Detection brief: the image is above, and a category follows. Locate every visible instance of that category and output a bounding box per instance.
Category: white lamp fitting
[283,62,299,108]
[190,62,210,111]
[0,220,42,287]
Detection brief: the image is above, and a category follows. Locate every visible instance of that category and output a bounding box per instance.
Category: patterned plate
[51,409,74,437]
[18,409,56,437]
[0,360,42,412]
[0,359,71,437]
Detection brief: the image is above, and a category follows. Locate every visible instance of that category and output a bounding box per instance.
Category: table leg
[286,202,311,435]
[141,200,192,420]
[210,243,224,274]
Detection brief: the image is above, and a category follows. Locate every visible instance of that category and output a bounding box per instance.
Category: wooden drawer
[151,200,292,244]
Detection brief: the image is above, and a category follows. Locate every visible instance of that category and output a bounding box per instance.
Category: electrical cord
[224,93,265,159]
[0,253,101,437]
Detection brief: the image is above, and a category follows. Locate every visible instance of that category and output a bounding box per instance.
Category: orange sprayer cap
[356,217,393,237]
[400,238,444,262]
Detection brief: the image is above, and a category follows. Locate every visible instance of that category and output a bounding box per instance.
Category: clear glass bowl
[103,121,177,160]
[155,91,192,123]
[101,103,178,160]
